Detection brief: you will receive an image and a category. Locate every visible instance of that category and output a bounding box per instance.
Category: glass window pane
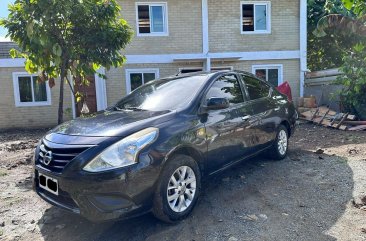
[268,69,279,86]
[116,75,207,111]
[242,4,254,32]
[255,5,267,30]
[130,73,143,91]
[255,69,266,81]
[242,75,269,100]
[33,77,47,101]
[143,73,156,83]
[206,74,244,105]
[151,6,164,33]
[18,77,33,102]
[138,5,150,33]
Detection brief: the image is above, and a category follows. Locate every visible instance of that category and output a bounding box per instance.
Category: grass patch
[0,169,7,177]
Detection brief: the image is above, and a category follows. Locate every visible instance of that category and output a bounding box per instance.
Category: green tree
[308,0,360,70]
[0,0,133,124]
[315,0,366,37]
[335,43,366,118]
[314,0,366,118]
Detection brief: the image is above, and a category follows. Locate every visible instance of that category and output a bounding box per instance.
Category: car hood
[50,109,175,137]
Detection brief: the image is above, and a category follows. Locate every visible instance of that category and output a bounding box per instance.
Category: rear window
[115,75,208,111]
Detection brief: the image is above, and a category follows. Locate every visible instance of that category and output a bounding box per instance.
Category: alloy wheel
[277,129,288,155]
[166,166,197,213]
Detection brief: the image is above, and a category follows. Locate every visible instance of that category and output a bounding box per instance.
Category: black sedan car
[33,70,297,223]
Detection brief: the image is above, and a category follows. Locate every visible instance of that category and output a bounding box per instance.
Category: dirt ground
[1,123,366,241]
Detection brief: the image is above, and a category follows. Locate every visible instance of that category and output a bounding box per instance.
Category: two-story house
[0,0,307,129]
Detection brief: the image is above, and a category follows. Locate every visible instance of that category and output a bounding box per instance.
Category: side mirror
[199,97,230,115]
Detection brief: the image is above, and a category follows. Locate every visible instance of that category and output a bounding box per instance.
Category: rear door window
[206,74,244,105]
[241,75,270,100]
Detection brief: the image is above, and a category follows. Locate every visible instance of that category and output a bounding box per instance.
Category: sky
[0,0,14,41]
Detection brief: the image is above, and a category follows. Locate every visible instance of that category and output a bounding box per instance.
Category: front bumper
[33,161,159,222]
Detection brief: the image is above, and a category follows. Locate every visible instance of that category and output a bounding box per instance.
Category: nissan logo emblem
[43,151,53,165]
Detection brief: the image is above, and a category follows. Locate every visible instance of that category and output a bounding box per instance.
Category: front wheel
[267,125,289,160]
[152,154,201,223]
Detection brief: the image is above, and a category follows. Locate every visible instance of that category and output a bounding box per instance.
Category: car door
[240,74,277,149]
[204,74,256,173]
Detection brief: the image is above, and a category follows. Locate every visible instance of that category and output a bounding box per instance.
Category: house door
[74,76,98,117]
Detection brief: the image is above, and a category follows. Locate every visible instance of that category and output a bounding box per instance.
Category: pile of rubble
[294,94,366,131]
[298,106,366,131]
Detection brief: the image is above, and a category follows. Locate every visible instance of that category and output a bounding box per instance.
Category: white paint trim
[95,67,108,111]
[0,58,25,67]
[1,51,300,67]
[251,64,284,86]
[69,73,76,119]
[240,1,271,35]
[125,68,159,94]
[300,0,307,97]
[125,50,300,64]
[202,0,209,54]
[135,2,169,37]
[12,72,52,107]
[209,51,299,60]
[203,57,211,71]
[179,66,233,73]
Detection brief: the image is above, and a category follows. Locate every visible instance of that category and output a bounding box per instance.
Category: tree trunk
[58,65,66,124]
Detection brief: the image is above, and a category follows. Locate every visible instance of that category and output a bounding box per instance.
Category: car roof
[164,69,258,80]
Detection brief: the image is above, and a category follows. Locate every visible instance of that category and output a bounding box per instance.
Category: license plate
[38,173,59,196]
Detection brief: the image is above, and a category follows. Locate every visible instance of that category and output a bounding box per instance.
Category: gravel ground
[0,124,366,241]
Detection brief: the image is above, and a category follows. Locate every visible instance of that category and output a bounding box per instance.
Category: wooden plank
[335,113,349,129]
[349,125,366,131]
[347,114,356,120]
[311,108,320,121]
[318,106,337,116]
[318,108,330,125]
[312,117,323,124]
[339,125,348,131]
[343,120,366,125]
[320,119,332,127]
[305,68,341,79]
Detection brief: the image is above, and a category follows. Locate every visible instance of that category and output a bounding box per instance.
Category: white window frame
[252,64,283,86]
[135,2,169,37]
[12,72,52,107]
[240,1,271,34]
[125,68,160,94]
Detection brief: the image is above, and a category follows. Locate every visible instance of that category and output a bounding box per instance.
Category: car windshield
[114,75,208,111]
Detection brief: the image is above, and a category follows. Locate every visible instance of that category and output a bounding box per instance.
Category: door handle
[242,115,251,121]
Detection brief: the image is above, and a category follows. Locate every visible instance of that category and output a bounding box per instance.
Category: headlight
[83,127,159,172]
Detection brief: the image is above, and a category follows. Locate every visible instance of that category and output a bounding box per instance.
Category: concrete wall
[208,0,300,52]
[119,0,203,54]
[0,67,73,129]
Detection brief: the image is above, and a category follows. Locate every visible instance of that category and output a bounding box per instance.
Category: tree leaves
[52,44,62,57]
[1,0,133,122]
[342,0,353,10]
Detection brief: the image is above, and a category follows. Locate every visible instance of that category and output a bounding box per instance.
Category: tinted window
[242,75,270,100]
[115,75,208,111]
[206,74,244,105]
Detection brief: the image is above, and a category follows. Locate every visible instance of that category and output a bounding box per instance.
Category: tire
[267,125,289,160]
[152,154,201,223]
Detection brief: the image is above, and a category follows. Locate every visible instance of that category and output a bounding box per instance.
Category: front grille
[38,141,91,173]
